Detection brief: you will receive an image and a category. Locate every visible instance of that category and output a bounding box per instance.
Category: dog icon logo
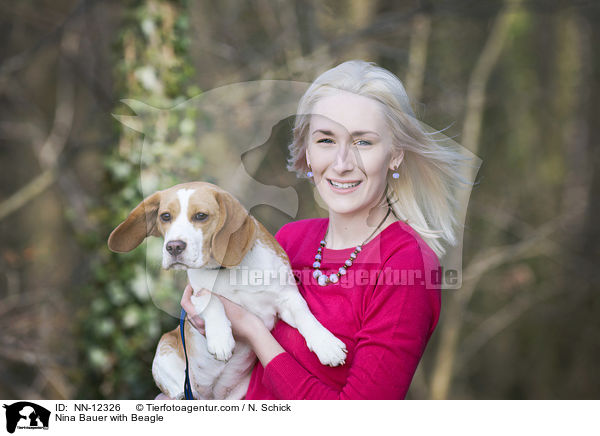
[2,402,50,433]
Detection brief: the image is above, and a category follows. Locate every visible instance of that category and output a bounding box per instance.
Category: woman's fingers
[184,308,206,335]
[180,283,194,309]
[181,283,208,335]
[180,283,201,316]
[188,313,206,335]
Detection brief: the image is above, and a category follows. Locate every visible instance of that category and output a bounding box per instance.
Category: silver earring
[307,163,313,178]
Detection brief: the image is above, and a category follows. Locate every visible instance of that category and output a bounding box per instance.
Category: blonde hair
[287,60,477,259]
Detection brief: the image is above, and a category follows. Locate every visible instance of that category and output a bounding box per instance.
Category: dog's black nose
[166,240,187,256]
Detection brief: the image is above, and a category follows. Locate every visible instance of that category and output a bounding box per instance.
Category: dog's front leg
[276,288,348,367]
[190,289,236,361]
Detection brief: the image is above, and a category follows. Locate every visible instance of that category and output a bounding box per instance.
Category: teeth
[329,180,360,189]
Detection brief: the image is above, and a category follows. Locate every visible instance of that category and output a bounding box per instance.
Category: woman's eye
[316,138,371,146]
[160,212,171,222]
[193,212,208,221]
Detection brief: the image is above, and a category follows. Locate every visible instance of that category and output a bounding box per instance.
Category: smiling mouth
[327,179,362,189]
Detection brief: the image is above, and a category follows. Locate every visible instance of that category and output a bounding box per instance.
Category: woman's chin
[321,200,364,216]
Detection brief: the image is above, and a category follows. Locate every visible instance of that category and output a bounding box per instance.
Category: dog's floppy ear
[211,190,257,267]
[108,191,162,252]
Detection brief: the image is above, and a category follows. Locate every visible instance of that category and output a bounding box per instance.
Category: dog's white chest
[187,239,293,327]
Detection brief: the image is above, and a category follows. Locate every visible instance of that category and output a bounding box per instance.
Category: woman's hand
[180,283,207,335]
[180,283,262,343]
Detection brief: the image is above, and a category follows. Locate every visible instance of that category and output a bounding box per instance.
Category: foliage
[76,0,198,399]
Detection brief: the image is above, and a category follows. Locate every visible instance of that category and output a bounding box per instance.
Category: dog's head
[108,182,257,269]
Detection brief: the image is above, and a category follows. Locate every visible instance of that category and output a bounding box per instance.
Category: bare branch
[473,200,600,284]
[455,283,565,374]
[0,169,56,221]
[0,0,89,81]
[429,0,525,400]
[39,366,75,400]
[0,29,79,222]
[405,12,431,104]
[462,0,523,154]
[430,206,576,399]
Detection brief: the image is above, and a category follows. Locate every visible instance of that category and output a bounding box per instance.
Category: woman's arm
[259,265,440,400]
[256,248,440,400]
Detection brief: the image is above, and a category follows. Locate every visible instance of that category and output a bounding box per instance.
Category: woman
[180,60,473,399]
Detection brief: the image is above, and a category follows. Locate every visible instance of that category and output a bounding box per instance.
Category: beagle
[108,182,347,399]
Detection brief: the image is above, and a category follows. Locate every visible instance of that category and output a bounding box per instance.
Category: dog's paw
[305,327,348,367]
[206,329,236,361]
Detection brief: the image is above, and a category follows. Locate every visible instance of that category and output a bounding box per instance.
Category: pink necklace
[312,207,392,286]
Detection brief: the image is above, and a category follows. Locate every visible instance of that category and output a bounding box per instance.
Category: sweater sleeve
[260,245,441,400]
[274,222,292,252]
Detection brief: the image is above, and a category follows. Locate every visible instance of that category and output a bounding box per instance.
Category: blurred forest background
[1,0,599,400]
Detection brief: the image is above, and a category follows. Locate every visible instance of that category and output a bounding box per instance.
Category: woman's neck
[325,205,396,249]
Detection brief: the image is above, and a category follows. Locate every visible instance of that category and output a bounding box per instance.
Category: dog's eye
[160,212,171,222]
[193,212,208,221]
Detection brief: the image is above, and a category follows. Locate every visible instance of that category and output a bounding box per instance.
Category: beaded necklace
[312,207,392,286]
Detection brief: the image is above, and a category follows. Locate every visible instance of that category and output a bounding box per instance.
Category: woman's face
[306,90,402,217]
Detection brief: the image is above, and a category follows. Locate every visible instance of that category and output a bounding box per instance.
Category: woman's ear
[108,191,162,252]
[210,190,257,267]
[389,149,405,170]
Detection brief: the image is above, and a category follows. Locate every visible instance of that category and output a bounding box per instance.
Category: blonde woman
[181,60,475,399]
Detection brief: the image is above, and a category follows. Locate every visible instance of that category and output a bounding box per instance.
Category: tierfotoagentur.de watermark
[226,265,458,290]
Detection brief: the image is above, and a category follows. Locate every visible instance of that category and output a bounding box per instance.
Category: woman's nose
[332,143,356,173]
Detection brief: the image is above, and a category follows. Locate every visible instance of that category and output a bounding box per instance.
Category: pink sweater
[244,218,442,400]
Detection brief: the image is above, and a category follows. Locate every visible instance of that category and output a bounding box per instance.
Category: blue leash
[180,308,194,400]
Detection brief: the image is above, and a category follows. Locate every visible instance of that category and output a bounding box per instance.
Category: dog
[108,182,347,399]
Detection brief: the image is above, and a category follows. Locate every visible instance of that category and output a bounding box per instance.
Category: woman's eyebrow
[312,129,335,136]
[312,129,380,137]
[351,130,380,137]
